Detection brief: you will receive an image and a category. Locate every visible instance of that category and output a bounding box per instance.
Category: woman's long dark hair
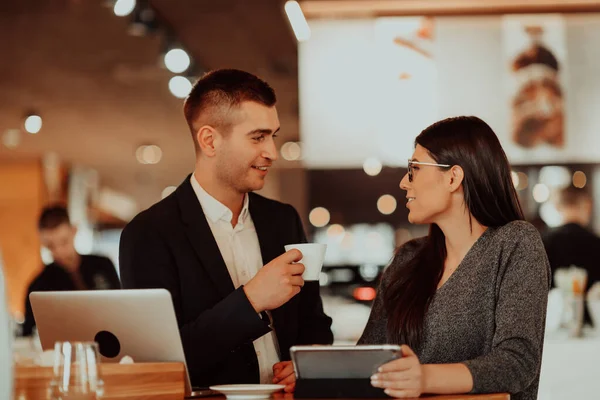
[384,116,525,348]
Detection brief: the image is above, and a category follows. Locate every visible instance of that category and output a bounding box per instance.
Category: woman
[359,116,550,400]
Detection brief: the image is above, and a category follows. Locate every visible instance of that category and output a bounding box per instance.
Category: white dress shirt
[190,175,280,384]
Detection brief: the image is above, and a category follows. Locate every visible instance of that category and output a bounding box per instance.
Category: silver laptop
[30,288,215,398]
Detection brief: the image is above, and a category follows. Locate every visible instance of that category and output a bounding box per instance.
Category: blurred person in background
[22,205,120,336]
[359,116,550,400]
[542,185,600,325]
[119,69,332,391]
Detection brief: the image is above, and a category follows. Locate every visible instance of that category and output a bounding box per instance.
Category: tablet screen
[290,345,401,379]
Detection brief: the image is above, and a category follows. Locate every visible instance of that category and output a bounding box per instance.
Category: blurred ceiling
[0,0,301,212]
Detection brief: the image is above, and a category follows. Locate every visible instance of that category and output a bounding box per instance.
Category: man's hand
[243,250,305,312]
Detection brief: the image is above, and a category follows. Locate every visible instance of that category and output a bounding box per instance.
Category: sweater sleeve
[462,223,550,394]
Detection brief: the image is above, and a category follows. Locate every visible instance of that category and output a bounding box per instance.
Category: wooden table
[157,394,508,400]
[14,362,186,400]
[14,362,509,400]
[255,395,508,400]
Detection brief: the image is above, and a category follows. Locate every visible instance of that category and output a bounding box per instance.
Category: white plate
[209,384,285,400]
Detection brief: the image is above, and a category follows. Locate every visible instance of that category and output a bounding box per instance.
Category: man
[119,69,333,391]
[543,185,600,325]
[23,206,121,336]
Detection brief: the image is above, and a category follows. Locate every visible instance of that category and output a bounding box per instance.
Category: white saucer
[209,384,285,400]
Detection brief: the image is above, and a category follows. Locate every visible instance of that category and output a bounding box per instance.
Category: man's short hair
[556,185,591,208]
[38,205,70,230]
[183,69,276,150]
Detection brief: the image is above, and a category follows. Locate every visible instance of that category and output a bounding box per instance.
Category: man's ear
[197,125,219,157]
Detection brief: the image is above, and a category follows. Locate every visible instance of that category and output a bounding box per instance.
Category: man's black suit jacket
[119,176,333,386]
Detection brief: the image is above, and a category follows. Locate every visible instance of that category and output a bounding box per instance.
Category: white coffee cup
[284,243,327,281]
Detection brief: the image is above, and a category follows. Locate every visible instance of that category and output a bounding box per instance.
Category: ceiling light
[24,114,42,134]
[284,1,311,42]
[2,129,21,148]
[377,194,397,215]
[136,144,163,164]
[164,48,191,74]
[573,171,587,188]
[532,183,550,203]
[114,0,136,17]
[281,142,302,161]
[168,76,192,99]
[309,207,330,227]
[363,158,382,176]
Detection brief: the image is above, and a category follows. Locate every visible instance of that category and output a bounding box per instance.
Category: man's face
[214,101,280,194]
[40,223,78,267]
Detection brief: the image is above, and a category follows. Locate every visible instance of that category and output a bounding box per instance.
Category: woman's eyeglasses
[407,160,451,182]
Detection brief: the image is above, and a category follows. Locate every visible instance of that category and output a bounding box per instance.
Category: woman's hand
[273,361,296,393]
[370,345,424,398]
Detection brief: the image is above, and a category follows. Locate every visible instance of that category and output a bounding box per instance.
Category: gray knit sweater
[358,221,550,400]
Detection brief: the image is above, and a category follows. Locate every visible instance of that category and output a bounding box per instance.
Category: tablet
[290,345,401,379]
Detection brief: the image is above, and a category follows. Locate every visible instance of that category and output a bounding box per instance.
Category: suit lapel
[176,175,235,298]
